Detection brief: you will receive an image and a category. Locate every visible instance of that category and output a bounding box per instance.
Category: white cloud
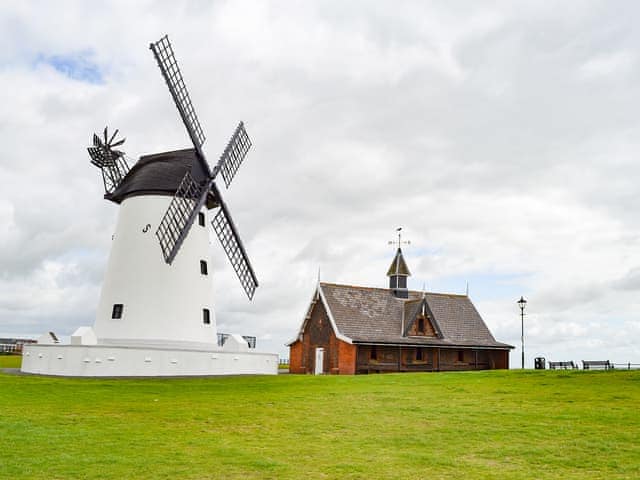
[579,51,635,79]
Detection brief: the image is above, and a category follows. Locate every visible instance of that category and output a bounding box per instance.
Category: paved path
[1,368,24,375]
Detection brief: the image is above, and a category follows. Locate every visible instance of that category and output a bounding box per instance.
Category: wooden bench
[582,360,612,370]
[548,361,577,370]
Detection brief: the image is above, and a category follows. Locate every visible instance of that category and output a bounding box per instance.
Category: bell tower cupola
[387,228,411,298]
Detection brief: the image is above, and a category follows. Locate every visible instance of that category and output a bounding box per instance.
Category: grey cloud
[613,267,640,291]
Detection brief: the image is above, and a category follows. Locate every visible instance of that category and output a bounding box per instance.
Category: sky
[1,0,639,366]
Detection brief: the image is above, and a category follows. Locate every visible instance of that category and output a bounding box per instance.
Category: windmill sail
[155,171,210,264]
[210,183,258,300]
[215,122,252,188]
[150,35,207,161]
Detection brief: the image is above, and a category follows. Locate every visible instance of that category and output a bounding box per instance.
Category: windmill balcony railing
[217,333,256,349]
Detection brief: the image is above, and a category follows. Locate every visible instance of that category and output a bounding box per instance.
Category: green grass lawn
[1,370,638,479]
[0,355,21,368]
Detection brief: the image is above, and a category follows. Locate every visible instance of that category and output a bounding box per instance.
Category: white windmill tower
[22,35,277,376]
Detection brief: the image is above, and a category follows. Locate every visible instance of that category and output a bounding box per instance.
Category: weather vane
[388,227,411,249]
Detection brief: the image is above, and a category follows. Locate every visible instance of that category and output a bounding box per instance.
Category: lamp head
[517,296,527,310]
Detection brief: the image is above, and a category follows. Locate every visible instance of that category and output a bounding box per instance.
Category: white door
[314,347,324,375]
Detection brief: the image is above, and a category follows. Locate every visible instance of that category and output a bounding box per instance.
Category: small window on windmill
[203,308,211,325]
[200,260,208,275]
[198,212,205,227]
[112,304,123,319]
[416,348,423,361]
[457,350,464,362]
[417,317,425,333]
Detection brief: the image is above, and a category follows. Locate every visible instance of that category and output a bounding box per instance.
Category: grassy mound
[1,370,638,479]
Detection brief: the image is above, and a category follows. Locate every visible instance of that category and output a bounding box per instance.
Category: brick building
[287,248,513,374]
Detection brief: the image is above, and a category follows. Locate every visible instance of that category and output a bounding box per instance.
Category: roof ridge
[319,282,390,292]
[423,292,469,298]
[319,282,468,298]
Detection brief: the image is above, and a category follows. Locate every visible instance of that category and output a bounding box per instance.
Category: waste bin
[534,357,546,370]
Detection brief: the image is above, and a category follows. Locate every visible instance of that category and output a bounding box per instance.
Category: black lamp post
[517,296,527,369]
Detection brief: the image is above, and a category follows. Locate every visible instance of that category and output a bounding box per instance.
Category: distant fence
[279,358,289,366]
[0,343,22,354]
[0,340,37,354]
[545,360,640,370]
[611,363,640,370]
[216,334,257,349]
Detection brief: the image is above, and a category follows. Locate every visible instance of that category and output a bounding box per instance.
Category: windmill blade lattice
[150,35,206,158]
[156,171,210,264]
[210,183,258,300]
[87,127,129,195]
[215,122,252,188]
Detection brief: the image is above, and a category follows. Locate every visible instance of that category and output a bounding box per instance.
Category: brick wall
[289,298,357,374]
[289,341,304,374]
[338,340,356,374]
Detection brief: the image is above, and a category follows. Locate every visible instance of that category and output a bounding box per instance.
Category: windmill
[21,35,277,377]
[84,35,259,351]
[89,35,257,300]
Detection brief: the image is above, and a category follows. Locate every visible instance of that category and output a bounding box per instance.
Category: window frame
[203,308,211,325]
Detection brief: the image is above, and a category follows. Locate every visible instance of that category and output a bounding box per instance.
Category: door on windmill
[314,347,325,375]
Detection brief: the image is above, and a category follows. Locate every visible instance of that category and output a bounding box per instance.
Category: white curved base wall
[21,344,278,377]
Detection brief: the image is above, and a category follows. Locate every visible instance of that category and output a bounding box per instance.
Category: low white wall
[21,344,278,377]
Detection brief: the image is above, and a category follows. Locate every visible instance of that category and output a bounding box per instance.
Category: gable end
[404,298,443,338]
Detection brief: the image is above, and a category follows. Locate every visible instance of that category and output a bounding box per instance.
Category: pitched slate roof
[316,282,512,349]
[386,248,411,276]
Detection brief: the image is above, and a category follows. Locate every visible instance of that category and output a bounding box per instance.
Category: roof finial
[389,227,411,249]
[466,281,469,297]
[317,265,321,285]
[388,226,411,250]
